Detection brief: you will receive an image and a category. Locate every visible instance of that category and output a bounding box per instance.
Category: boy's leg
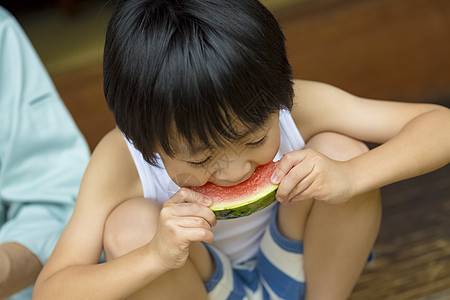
[299,132,382,300]
[103,198,213,300]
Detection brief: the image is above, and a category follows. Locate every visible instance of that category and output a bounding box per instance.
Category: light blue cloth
[0,6,90,299]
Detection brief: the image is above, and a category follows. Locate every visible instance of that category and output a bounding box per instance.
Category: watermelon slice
[190,161,278,220]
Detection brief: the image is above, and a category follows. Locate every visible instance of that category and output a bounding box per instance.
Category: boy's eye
[186,135,267,168]
[246,135,268,147]
[188,156,212,168]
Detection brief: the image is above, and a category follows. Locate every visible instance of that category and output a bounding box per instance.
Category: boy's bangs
[150,21,281,158]
[158,91,272,158]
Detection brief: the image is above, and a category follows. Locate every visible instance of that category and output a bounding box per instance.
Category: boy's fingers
[180,217,214,231]
[285,172,316,202]
[170,188,213,206]
[271,150,307,184]
[277,163,314,202]
[181,227,214,244]
[168,203,217,227]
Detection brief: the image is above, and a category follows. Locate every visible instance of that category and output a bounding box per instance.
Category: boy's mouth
[206,167,255,187]
[214,176,252,187]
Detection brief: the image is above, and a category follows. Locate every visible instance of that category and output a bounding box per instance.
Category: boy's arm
[33,129,163,300]
[33,129,215,300]
[291,79,450,199]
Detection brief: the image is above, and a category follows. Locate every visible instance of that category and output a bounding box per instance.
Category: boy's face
[159,112,280,188]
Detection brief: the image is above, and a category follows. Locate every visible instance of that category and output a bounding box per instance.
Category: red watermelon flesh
[190,161,278,219]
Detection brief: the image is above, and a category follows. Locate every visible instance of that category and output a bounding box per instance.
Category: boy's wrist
[346,157,371,197]
[143,241,174,276]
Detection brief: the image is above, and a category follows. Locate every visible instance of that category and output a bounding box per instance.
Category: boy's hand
[271,149,356,205]
[149,188,216,271]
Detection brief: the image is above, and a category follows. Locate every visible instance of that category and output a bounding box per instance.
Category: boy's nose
[212,159,252,186]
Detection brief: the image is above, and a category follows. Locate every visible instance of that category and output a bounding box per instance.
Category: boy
[34,0,450,299]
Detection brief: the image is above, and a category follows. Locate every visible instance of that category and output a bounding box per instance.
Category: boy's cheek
[169,169,207,187]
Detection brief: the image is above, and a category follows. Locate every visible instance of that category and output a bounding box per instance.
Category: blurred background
[2,0,449,298]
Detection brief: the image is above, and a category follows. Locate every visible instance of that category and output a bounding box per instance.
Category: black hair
[104,0,293,166]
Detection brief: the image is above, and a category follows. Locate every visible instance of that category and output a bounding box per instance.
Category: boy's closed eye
[246,135,268,147]
[187,135,268,167]
[188,156,213,167]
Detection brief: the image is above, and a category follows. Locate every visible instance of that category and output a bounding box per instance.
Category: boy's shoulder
[290,79,331,141]
[290,79,359,141]
[79,128,143,208]
[291,79,344,111]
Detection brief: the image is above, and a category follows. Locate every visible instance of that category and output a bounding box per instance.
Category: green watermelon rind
[211,184,278,220]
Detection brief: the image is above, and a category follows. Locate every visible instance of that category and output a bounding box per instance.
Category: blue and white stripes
[205,208,306,300]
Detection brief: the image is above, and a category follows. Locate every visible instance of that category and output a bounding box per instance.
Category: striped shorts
[204,207,306,300]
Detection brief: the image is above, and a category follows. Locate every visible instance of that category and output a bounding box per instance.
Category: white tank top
[124,109,305,264]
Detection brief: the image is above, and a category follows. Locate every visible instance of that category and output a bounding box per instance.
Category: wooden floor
[277,0,450,103]
[351,161,450,299]
[272,1,450,297]
[47,0,449,298]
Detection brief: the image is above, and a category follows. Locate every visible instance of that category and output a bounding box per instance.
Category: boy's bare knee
[306,132,369,161]
[103,198,162,260]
